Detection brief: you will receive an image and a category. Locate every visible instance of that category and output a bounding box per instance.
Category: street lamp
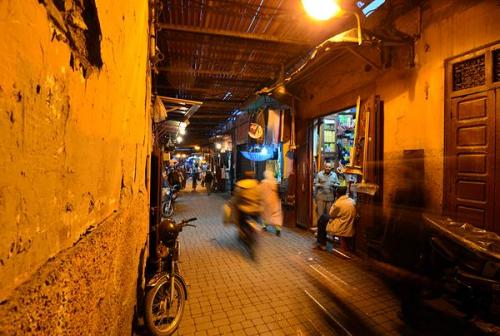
[215,143,222,150]
[176,136,183,143]
[302,0,341,21]
[302,0,363,45]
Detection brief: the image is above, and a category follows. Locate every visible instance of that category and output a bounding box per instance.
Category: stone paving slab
[170,185,409,336]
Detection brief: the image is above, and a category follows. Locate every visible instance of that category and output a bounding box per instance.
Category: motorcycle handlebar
[177,217,197,228]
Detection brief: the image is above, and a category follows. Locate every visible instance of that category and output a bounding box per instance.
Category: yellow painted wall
[296,0,500,214]
[379,0,500,213]
[0,0,151,333]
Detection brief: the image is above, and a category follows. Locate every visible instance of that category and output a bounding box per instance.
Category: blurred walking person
[191,164,200,191]
[260,170,283,236]
[204,170,214,195]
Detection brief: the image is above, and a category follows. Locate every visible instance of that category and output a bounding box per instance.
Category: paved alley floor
[170,185,407,336]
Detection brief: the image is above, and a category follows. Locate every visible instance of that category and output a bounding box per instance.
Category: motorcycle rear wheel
[145,276,186,336]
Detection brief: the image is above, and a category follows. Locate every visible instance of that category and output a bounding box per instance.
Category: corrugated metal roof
[154,0,380,141]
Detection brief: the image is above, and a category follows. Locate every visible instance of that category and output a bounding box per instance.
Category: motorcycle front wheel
[162,200,174,218]
[145,276,186,336]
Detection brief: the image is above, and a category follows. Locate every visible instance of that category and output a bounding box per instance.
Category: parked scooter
[145,217,197,336]
[162,184,180,218]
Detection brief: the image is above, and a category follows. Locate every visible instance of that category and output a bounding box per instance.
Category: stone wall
[295,0,500,217]
[0,0,151,334]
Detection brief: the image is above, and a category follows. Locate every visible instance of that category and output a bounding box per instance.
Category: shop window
[313,107,356,171]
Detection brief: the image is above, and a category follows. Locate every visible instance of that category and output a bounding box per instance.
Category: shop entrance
[311,106,357,226]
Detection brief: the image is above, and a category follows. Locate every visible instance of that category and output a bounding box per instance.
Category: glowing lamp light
[215,143,222,150]
[176,136,183,143]
[194,145,200,151]
[179,128,186,135]
[302,0,341,21]
[240,151,274,162]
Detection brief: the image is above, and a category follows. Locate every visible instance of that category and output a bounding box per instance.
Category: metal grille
[452,55,485,91]
[494,49,500,82]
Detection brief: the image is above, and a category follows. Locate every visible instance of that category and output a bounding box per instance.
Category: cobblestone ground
[170,183,410,336]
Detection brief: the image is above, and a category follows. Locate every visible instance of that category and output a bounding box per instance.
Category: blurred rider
[233,171,262,235]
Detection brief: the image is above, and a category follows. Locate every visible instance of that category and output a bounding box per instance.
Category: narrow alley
[1,1,500,335]
[153,184,405,336]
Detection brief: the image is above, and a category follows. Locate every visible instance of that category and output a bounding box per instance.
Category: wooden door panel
[456,180,486,202]
[456,125,487,146]
[457,206,485,227]
[456,153,487,173]
[457,97,487,120]
[295,119,311,228]
[448,91,495,229]
[495,88,500,234]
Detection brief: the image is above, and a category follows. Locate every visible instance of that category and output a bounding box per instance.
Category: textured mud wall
[296,0,500,215]
[0,0,151,334]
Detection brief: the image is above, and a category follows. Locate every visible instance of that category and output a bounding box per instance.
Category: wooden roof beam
[156,84,255,94]
[158,67,275,80]
[191,114,231,119]
[201,101,242,108]
[158,23,313,48]
[158,55,281,69]
[188,124,221,128]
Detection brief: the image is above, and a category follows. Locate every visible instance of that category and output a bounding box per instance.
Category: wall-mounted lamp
[302,0,363,45]
[302,0,341,21]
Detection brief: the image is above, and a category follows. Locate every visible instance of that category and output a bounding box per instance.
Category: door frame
[444,41,500,232]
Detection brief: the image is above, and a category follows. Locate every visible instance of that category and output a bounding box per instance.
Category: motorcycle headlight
[157,243,169,258]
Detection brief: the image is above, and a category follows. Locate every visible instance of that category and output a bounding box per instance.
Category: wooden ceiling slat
[191,114,231,119]
[158,66,275,80]
[158,23,314,47]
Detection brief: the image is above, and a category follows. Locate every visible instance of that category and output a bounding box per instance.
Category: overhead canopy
[153,0,386,144]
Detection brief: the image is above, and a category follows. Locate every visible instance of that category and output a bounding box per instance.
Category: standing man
[314,162,339,217]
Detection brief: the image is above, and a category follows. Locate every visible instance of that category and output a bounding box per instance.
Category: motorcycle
[145,217,197,336]
[162,184,180,218]
[236,213,261,259]
[425,233,500,323]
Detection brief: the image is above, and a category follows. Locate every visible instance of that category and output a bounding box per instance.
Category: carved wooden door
[445,43,500,233]
[447,91,495,230]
